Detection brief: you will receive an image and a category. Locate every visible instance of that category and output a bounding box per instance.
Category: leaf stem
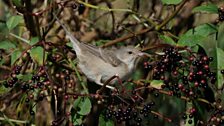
[77,0,132,12]
[68,59,89,94]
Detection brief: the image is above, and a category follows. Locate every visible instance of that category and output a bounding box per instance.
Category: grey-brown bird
[54,14,149,90]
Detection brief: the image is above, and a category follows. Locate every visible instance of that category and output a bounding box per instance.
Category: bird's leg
[114,74,125,93]
[95,76,115,91]
[96,75,126,94]
[97,74,125,93]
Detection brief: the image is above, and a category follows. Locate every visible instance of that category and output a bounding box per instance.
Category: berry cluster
[140,46,224,125]
[208,99,224,125]
[4,65,21,88]
[105,101,156,126]
[218,7,224,22]
[152,47,182,80]
[147,47,217,99]
[1,41,79,125]
[1,42,223,126]
[3,65,51,115]
[100,46,222,125]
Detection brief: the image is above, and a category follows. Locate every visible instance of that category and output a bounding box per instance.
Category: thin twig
[101,27,154,47]
[97,75,118,94]
[77,0,132,12]
[156,0,189,31]
[0,116,28,124]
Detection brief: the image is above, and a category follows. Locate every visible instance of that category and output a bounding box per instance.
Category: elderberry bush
[98,46,223,126]
[1,1,224,126]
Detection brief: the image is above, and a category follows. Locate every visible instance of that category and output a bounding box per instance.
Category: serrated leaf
[150,80,163,89]
[6,15,23,30]
[0,40,16,50]
[185,23,217,37]
[159,35,176,45]
[11,50,22,65]
[30,46,44,65]
[192,4,218,13]
[161,0,182,5]
[74,97,92,115]
[99,114,114,126]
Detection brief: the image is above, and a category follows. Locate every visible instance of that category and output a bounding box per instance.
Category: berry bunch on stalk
[150,47,216,99]
[2,44,224,126]
[102,46,223,126]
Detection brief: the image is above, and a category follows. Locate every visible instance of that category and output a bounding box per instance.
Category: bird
[53,13,149,90]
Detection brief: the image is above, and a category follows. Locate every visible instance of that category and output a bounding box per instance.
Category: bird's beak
[138,52,151,57]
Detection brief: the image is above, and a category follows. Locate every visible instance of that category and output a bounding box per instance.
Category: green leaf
[192,4,218,13]
[95,40,109,46]
[198,34,217,59]
[12,0,22,7]
[30,37,39,45]
[185,23,217,37]
[17,74,32,81]
[73,117,82,125]
[0,23,9,35]
[74,97,92,115]
[0,82,11,95]
[0,58,5,66]
[132,69,143,80]
[178,23,217,51]
[217,22,224,50]
[150,80,163,89]
[216,48,224,89]
[30,46,44,65]
[99,114,114,126]
[159,35,176,45]
[198,34,224,89]
[11,50,22,65]
[66,42,73,48]
[6,15,23,30]
[193,100,208,122]
[71,108,83,125]
[161,0,182,5]
[178,34,206,47]
[198,34,217,69]
[0,40,16,50]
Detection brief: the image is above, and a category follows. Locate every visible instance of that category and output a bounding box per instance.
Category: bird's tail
[53,13,81,54]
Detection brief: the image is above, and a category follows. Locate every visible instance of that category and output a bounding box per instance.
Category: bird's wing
[80,42,122,67]
[54,13,122,66]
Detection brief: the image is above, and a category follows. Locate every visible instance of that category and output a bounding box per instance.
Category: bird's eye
[128,51,133,54]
